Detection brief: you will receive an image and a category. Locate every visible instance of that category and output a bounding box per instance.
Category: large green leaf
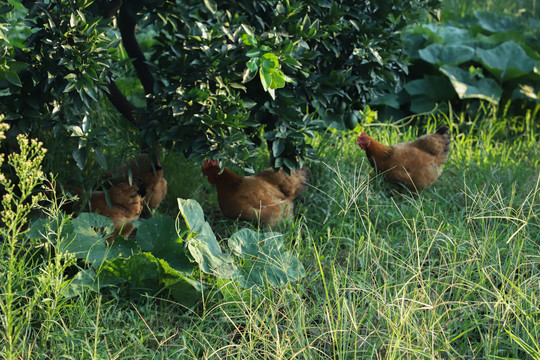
[512,83,540,102]
[474,10,522,33]
[476,41,535,82]
[405,75,456,113]
[402,25,473,58]
[99,252,202,306]
[439,65,503,104]
[69,214,137,266]
[136,216,192,274]
[418,44,475,65]
[29,213,137,268]
[228,228,305,288]
[99,253,163,292]
[65,269,99,298]
[158,257,203,307]
[405,75,455,99]
[435,25,474,45]
[178,198,237,279]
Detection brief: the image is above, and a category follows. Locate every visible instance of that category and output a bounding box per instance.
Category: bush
[1,0,439,173]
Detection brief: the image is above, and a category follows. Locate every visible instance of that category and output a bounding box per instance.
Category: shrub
[1,0,439,173]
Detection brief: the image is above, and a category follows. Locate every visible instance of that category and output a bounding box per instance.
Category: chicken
[356,126,450,191]
[49,153,165,241]
[58,181,145,240]
[201,160,311,226]
[102,153,167,212]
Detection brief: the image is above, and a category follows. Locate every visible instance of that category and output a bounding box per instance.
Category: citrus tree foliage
[0,0,439,171]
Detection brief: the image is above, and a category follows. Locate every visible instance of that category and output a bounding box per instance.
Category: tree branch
[118,3,155,97]
[105,81,137,124]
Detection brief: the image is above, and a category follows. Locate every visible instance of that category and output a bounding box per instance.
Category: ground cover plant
[372,9,540,117]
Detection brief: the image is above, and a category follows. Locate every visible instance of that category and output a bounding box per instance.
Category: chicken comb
[356,132,367,142]
[202,159,219,174]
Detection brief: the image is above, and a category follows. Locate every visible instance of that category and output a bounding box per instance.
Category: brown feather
[357,127,450,191]
[202,161,310,226]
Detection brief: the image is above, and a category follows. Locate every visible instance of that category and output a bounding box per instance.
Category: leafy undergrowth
[28,199,305,309]
[373,10,540,117]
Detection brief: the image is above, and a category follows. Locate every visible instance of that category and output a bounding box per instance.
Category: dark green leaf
[93,148,108,169]
[418,44,475,65]
[72,147,87,170]
[440,65,502,104]
[474,10,522,33]
[5,71,22,87]
[477,41,535,81]
[272,139,285,157]
[136,216,193,274]
[65,269,99,297]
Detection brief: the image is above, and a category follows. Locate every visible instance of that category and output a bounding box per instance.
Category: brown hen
[61,182,144,240]
[202,160,310,226]
[102,153,167,212]
[357,126,451,191]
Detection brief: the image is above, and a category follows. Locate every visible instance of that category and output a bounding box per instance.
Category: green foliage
[440,0,539,22]
[149,0,439,169]
[28,198,306,307]
[1,0,439,174]
[0,0,119,172]
[229,228,305,288]
[0,116,69,360]
[2,108,540,358]
[374,10,540,116]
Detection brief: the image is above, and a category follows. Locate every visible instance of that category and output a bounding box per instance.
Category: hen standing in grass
[202,160,310,226]
[356,126,451,191]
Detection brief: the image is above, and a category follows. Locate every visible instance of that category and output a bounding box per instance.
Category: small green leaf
[203,0,217,13]
[272,139,285,157]
[246,49,261,58]
[246,58,259,72]
[5,71,22,87]
[241,33,257,46]
[72,147,87,170]
[242,67,257,83]
[260,67,273,91]
[261,53,279,69]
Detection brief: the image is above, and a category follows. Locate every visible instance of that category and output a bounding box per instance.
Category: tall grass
[440,0,538,20]
[5,106,538,359]
[159,111,538,359]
